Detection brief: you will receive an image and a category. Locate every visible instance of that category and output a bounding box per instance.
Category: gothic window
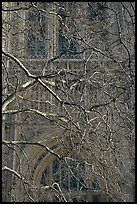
[40,158,87,191]
[39,158,106,202]
[58,7,78,56]
[28,10,46,59]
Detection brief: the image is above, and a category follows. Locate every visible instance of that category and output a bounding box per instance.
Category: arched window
[40,158,86,192]
[58,6,78,57]
[39,157,108,202]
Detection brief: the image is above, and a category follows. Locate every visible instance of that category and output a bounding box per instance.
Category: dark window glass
[79,178,86,191]
[38,41,45,56]
[28,29,45,58]
[70,160,77,191]
[40,169,47,186]
[70,160,77,173]
[78,161,85,173]
[69,38,77,55]
[58,6,78,57]
[78,161,86,191]
[29,12,37,22]
[38,28,46,56]
[59,35,68,55]
[53,159,59,174]
[92,179,99,190]
[61,162,68,190]
[88,2,106,21]
[88,3,96,20]
[29,11,46,23]
[59,35,77,56]
[28,11,46,58]
[96,3,106,20]
[70,176,77,191]
[28,33,36,58]
[53,159,60,182]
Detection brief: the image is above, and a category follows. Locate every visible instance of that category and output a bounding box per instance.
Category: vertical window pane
[53,159,59,182]
[92,179,99,190]
[38,41,45,56]
[69,38,77,55]
[28,33,36,58]
[78,161,86,191]
[70,176,77,191]
[38,28,46,57]
[53,159,59,174]
[79,177,86,191]
[40,169,48,186]
[59,35,68,55]
[70,160,77,191]
[28,11,46,58]
[61,161,68,190]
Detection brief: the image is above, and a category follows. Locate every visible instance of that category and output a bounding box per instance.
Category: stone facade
[2,2,135,202]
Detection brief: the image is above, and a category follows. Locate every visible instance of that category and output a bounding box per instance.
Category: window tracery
[39,157,103,202]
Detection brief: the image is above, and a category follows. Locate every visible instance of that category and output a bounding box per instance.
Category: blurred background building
[2,2,135,202]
